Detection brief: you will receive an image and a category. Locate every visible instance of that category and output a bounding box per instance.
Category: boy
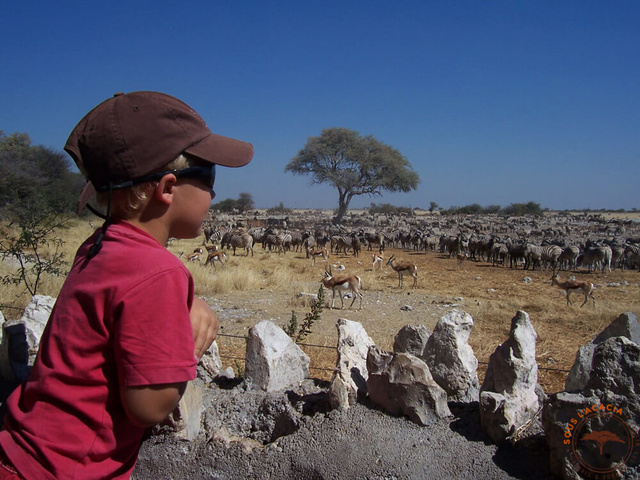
[0,91,253,479]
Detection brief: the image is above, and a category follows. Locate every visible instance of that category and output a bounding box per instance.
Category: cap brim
[185,133,253,168]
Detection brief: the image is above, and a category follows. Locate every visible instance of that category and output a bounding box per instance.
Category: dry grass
[2,218,639,394]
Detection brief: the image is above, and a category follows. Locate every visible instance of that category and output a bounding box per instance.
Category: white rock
[329,318,374,409]
[245,320,309,392]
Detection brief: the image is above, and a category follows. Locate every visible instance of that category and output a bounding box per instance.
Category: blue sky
[1,1,638,210]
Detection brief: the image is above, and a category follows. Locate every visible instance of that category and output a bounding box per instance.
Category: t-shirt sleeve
[114,267,197,386]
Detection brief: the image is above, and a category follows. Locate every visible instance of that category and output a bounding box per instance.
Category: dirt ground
[134,241,640,480]
[180,243,640,394]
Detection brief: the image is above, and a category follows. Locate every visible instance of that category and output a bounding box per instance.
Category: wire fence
[217,332,571,377]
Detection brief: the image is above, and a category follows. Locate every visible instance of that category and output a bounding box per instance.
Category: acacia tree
[236,192,255,212]
[285,128,420,224]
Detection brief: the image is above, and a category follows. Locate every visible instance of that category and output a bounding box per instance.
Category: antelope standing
[372,251,384,271]
[321,268,363,310]
[308,246,329,266]
[551,273,595,307]
[386,256,418,288]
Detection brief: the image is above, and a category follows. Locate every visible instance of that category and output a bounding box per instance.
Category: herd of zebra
[200,218,640,274]
[202,225,385,259]
[438,234,640,273]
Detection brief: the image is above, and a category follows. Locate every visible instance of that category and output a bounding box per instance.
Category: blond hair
[96,154,196,219]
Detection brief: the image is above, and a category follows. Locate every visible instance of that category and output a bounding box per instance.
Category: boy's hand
[190,298,219,360]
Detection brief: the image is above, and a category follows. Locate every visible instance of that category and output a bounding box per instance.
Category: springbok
[186,252,202,262]
[551,273,595,307]
[183,247,204,262]
[386,256,418,288]
[307,246,329,266]
[321,268,363,310]
[372,251,384,271]
[205,251,226,270]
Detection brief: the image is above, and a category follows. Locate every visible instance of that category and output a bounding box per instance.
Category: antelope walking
[551,273,595,307]
[386,256,418,288]
[186,252,202,263]
[205,251,226,270]
[321,268,363,310]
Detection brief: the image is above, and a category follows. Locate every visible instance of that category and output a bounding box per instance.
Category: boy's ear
[155,174,177,205]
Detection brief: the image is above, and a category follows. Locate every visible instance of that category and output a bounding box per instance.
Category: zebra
[331,235,353,255]
[361,230,385,252]
[610,244,625,270]
[558,246,580,271]
[523,243,542,270]
[624,244,640,271]
[263,232,289,254]
[491,241,509,266]
[506,238,527,269]
[222,231,254,256]
[540,244,563,270]
[302,232,316,256]
[350,234,362,257]
[423,233,438,252]
[397,231,412,249]
[314,231,330,250]
[439,235,460,258]
[247,227,266,245]
[468,235,494,262]
[578,245,612,274]
[202,225,222,245]
[288,230,307,253]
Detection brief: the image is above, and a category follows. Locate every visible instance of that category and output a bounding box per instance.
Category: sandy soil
[196,245,640,393]
[132,244,639,479]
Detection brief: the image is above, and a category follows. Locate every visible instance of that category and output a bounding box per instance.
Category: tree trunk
[333,194,350,225]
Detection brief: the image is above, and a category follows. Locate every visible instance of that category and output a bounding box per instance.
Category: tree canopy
[285,127,420,224]
[0,131,85,218]
[211,192,255,213]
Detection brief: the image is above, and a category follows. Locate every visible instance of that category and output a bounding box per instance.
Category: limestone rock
[565,311,640,392]
[245,320,309,392]
[366,346,451,426]
[159,381,203,441]
[202,391,301,445]
[479,310,539,443]
[0,295,55,384]
[198,341,223,382]
[423,310,479,403]
[20,295,55,355]
[329,318,375,409]
[393,324,431,357]
[542,337,640,479]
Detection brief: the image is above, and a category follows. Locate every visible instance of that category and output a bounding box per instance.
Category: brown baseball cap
[65,91,253,192]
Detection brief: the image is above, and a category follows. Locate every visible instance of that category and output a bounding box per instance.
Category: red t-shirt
[0,221,197,479]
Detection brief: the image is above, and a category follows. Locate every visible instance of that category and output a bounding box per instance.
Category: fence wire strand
[217,333,570,373]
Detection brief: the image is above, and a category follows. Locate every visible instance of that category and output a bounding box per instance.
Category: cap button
[113,92,124,97]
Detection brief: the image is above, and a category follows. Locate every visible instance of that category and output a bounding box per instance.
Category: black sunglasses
[95,165,216,192]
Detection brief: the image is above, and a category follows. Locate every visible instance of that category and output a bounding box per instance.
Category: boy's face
[168,175,215,239]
